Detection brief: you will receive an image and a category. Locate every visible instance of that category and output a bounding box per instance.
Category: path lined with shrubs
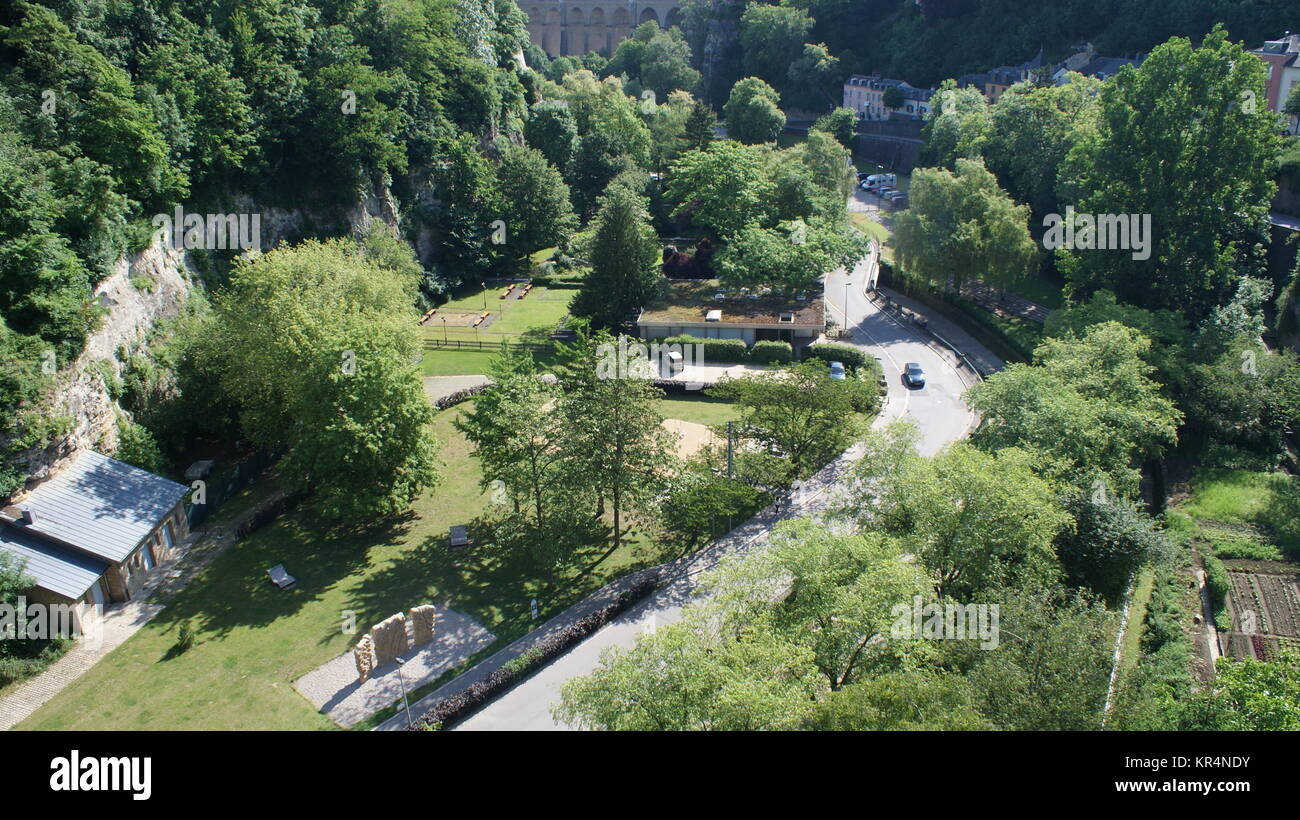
[379,269,995,730]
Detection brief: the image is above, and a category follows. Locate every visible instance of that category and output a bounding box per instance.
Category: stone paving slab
[294,605,494,728]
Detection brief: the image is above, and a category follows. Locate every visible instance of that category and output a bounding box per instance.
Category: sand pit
[661,418,718,459]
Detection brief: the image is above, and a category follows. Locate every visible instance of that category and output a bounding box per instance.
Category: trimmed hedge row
[750,340,793,364]
[410,573,661,730]
[662,334,748,363]
[659,334,796,365]
[803,342,868,370]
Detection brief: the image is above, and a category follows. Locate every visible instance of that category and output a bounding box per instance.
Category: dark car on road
[903,362,925,388]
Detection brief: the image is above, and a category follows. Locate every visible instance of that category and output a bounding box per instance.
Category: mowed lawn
[16,403,663,731]
[658,394,742,428]
[424,285,574,341]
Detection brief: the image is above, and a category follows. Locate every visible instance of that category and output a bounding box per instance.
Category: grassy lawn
[424,285,574,342]
[16,404,668,731]
[659,394,741,428]
[850,211,892,263]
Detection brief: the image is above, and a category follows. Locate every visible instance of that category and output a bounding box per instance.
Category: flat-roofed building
[635,280,826,348]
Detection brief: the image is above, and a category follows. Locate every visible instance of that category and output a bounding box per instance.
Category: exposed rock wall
[13,240,193,488]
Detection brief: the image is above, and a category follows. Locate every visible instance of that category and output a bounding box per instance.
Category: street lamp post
[844,280,853,332]
[394,656,414,729]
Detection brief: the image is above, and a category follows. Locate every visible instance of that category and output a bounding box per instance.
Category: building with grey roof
[0,450,191,611]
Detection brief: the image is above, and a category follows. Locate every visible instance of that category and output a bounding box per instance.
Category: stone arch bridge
[524,1,683,57]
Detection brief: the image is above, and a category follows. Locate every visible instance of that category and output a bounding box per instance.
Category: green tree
[1057,491,1171,604]
[881,85,904,111]
[814,670,992,730]
[1179,650,1300,731]
[455,352,564,531]
[893,158,1036,293]
[708,359,866,480]
[967,581,1117,730]
[967,322,1183,496]
[682,98,717,152]
[812,107,857,149]
[524,99,579,173]
[572,185,662,330]
[705,519,932,691]
[846,431,1070,600]
[785,43,841,111]
[555,608,820,730]
[919,81,994,169]
[723,77,786,145]
[985,77,1102,219]
[559,333,676,559]
[1057,27,1282,321]
[206,239,439,521]
[496,144,577,264]
[666,141,773,238]
[739,4,814,94]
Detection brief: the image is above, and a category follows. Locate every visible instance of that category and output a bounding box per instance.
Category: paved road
[452,246,982,731]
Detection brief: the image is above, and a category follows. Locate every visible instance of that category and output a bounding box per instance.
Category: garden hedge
[663,334,749,363]
[749,340,793,364]
[803,342,868,370]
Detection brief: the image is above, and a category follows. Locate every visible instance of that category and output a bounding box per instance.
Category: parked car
[829,361,847,380]
[903,362,925,388]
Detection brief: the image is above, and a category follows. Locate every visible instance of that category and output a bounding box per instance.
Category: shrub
[176,620,196,654]
[749,340,792,364]
[434,383,493,410]
[410,574,660,730]
[803,342,867,370]
[663,334,748,363]
[1203,553,1230,621]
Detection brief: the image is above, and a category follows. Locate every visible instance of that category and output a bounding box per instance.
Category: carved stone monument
[353,635,376,683]
[370,612,410,667]
[409,605,437,646]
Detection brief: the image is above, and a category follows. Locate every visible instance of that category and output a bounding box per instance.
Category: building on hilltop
[636,280,826,348]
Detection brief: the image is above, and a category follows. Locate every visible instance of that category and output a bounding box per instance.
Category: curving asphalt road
[448,234,987,730]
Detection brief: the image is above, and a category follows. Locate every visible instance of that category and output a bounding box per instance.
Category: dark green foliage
[749,340,793,364]
[1057,491,1170,604]
[661,334,749,364]
[803,342,868,370]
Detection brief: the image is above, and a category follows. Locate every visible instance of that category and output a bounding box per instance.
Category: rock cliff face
[11,184,404,493]
[14,240,193,488]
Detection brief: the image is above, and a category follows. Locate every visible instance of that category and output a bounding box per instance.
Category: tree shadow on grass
[148,508,420,641]
[347,517,671,646]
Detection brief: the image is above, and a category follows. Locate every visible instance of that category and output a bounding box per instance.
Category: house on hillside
[1052,43,1146,86]
[636,280,826,348]
[843,75,937,121]
[1252,34,1300,135]
[0,450,190,628]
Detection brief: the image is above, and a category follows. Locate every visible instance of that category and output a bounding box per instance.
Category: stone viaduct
[522,1,683,57]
